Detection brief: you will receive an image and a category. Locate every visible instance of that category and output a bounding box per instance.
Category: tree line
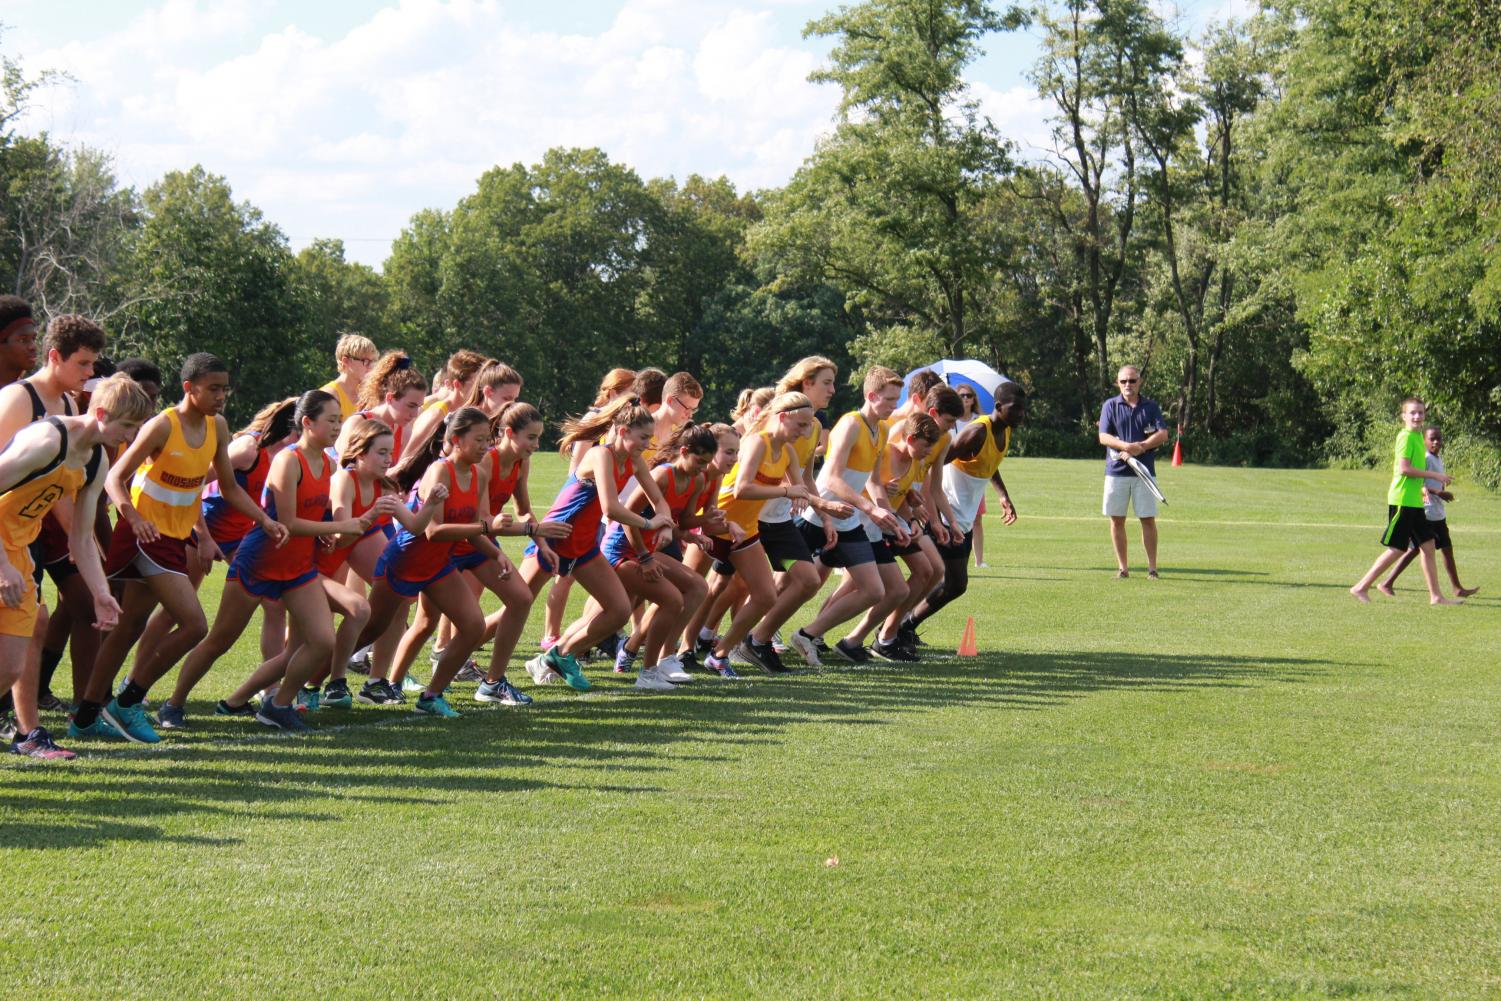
[3,0,1497,478]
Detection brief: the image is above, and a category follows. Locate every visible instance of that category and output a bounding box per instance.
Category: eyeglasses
[351,356,377,365]
[673,394,700,415]
[1118,378,1138,385]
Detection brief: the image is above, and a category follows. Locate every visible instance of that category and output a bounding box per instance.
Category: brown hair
[906,369,941,402]
[46,315,106,360]
[557,394,653,452]
[631,368,668,408]
[463,360,524,410]
[925,385,963,419]
[732,386,776,421]
[593,368,637,407]
[662,372,702,402]
[656,421,718,463]
[904,412,942,444]
[89,373,154,425]
[862,366,903,396]
[240,397,299,442]
[775,356,837,397]
[443,350,490,388]
[357,352,427,411]
[339,418,399,491]
[492,401,543,436]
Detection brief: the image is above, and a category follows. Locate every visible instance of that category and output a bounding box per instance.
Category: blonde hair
[752,391,814,434]
[336,333,377,363]
[863,366,903,396]
[90,373,155,425]
[732,386,776,421]
[775,356,837,397]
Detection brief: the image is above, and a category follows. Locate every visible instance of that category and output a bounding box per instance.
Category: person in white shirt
[1377,426,1478,597]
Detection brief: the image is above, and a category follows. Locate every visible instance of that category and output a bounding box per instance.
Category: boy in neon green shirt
[1350,397,1463,605]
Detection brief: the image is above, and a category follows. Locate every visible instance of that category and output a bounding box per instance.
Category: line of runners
[0,298,1026,759]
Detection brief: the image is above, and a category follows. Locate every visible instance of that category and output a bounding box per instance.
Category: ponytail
[357,351,426,411]
[557,394,653,453]
[655,421,718,465]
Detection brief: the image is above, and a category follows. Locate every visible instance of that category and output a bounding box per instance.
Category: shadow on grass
[0,648,1328,851]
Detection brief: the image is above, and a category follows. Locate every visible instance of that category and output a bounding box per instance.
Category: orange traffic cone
[1171,425,1183,467]
[957,616,979,657]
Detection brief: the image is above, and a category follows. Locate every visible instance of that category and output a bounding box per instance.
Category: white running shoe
[526,655,562,685]
[771,629,789,655]
[787,629,823,667]
[657,654,692,684]
[634,666,678,691]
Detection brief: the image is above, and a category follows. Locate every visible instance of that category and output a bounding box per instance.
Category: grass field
[4,455,1501,999]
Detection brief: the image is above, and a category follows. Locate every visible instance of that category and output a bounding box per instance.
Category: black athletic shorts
[798,519,874,569]
[935,526,974,563]
[1416,517,1451,552]
[759,518,814,572]
[27,539,44,589]
[45,556,79,585]
[705,534,757,577]
[886,533,921,559]
[1382,505,1434,551]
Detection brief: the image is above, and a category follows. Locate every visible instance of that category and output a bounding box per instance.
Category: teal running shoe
[294,687,321,713]
[67,715,124,740]
[101,699,160,744]
[401,674,425,695]
[546,649,590,692]
[414,693,461,718]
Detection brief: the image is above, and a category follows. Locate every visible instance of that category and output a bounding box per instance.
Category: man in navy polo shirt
[1097,365,1169,578]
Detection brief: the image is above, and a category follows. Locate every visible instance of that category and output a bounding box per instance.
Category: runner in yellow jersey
[320,333,378,422]
[0,374,153,756]
[73,353,290,744]
[881,382,965,658]
[843,411,944,662]
[905,380,1027,639]
[787,366,906,666]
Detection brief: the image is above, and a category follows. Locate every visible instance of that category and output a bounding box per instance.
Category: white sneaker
[526,655,562,685]
[771,629,789,655]
[657,654,692,684]
[634,666,677,691]
[787,629,823,667]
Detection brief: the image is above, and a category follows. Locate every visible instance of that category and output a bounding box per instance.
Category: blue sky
[7,1,1245,268]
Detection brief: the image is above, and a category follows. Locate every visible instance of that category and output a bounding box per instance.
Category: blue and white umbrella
[900,359,1011,413]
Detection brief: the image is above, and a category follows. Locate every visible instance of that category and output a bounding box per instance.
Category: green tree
[291,237,394,384]
[117,166,305,418]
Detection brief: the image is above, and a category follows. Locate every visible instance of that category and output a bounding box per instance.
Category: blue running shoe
[414,693,461,718]
[67,715,123,740]
[613,647,637,674]
[475,677,532,706]
[101,699,160,744]
[255,701,311,732]
[155,702,188,729]
[704,654,740,679]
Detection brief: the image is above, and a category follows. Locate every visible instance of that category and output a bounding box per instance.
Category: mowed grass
[4,455,1501,999]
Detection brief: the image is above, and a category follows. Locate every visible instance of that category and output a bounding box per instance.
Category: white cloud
[16,0,844,267]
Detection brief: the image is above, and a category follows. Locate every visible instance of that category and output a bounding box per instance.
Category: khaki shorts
[1103,475,1158,519]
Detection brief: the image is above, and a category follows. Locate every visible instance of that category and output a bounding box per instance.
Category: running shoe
[11,727,76,760]
[613,647,637,674]
[657,654,692,684]
[728,642,755,667]
[834,638,871,665]
[155,702,188,729]
[742,639,789,674]
[634,666,677,691]
[356,679,401,705]
[0,714,16,742]
[475,677,532,706]
[400,674,425,695]
[595,632,624,662]
[676,651,702,675]
[703,653,740,679]
[526,655,562,685]
[322,680,353,709]
[787,629,823,667]
[256,701,311,732]
[67,715,122,740]
[414,692,461,718]
[346,648,372,675]
[36,692,72,714]
[428,645,447,665]
[454,660,486,683]
[695,632,717,656]
[102,698,161,744]
[215,699,258,717]
[547,649,590,692]
[771,630,789,655]
[539,634,560,652]
[871,639,917,663]
[814,635,834,659]
[295,687,322,713]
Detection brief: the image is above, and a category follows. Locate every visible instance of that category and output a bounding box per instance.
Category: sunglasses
[1119,378,1138,385]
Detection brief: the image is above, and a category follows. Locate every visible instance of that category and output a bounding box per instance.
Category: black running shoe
[356,679,399,705]
[215,699,257,717]
[677,651,702,675]
[744,639,789,674]
[871,639,917,663]
[695,633,717,656]
[834,638,871,664]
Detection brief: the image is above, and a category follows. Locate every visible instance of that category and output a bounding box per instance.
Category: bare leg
[472,562,535,683]
[749,559,822,646]
[420,573,486,694]
[843,561,908,647]
[972,515,985,567]
[1378,547,1418,595]
[12,607,47,734]
[802,561,884,640]
[1441,547,1477,596]
[1109,516,1129,574]
[1140,517,1158,573]
[166,583,262,708]
[556,558,633,660]
[1351,548,1406,603]
[1416,540,1463,605]
[542,574,573,641]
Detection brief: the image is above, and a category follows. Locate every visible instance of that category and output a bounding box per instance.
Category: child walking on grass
[1376,425,1478,599]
